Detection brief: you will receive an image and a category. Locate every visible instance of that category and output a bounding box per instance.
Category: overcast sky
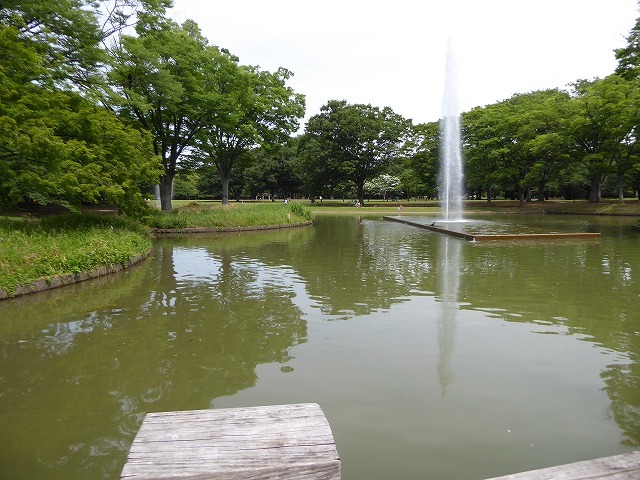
[170,0,639,128]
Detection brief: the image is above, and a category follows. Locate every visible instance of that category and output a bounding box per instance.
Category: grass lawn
[0,214,151,297]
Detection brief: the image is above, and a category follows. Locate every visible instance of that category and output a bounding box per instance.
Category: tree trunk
[357,182,365,207]
[217,160,233,206]
[486,184,492,205]
[618,173,625,203]
[220,171,230,205]
[159,173,174,212]
[518,187,526,207]
[588,173,602,203]
[537,179,546,202]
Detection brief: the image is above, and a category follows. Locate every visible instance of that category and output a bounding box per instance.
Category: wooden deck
[120,403,340,480]
[485,451,640,479]
[120,401,638,480]
[384,216,601,242]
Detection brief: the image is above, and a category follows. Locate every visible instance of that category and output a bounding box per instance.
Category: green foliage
[109,16,226,212]
[242,141,304,199]
[0,213,151,296]
[300,100,409,205]
[0,0,163,215]
[568,76,640,202]
[191,65,305,205]
[615,13,640,81]
[403,121,440,197]
[172,171,203,199]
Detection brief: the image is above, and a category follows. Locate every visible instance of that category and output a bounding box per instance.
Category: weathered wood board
[120,403,340,480]
[485,451,640,479]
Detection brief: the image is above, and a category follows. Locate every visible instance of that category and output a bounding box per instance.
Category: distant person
[397,204,403,211]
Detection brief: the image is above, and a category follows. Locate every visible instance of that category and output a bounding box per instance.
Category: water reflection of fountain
[438,235,462,396]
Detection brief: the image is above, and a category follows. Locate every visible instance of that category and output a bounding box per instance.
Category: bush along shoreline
[0,203,314,299]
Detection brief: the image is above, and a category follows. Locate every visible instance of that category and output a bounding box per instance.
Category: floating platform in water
[120,403,341,480]
[384,216,601,242]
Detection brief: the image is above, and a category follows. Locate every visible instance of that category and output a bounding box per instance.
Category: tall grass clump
[0,213,151,296]
[147,202,314,229]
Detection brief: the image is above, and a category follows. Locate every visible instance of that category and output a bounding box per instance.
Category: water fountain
[385,41,601,241]
[439,39,464,222]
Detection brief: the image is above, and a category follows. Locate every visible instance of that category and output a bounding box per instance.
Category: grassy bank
[147,201,314,229]
[0,203,313,298]
[0,214,151,297]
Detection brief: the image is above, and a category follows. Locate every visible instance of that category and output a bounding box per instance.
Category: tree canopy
[299,100,409,205]
[0,0,162,214]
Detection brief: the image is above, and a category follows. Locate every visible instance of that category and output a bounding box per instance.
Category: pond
[0,214,639,480]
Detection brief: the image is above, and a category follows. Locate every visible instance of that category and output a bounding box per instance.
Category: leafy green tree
[172,171,202,200]
[615,12,640,81]
[403,121,439,199]
[109,15,233,211]
[300,100,409,206]
[243,141,303,200]
[0,0,104,88]
[462,104,505,203]
[567,76,640,203]
[0,0,162,214]
[193,66,304,205]
[522,90,573,201]
[494,90,575,205]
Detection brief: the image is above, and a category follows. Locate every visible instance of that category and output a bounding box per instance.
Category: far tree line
[3,0,640,215]
[175,76,640,207]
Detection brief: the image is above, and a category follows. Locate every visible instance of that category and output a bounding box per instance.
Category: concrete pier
[384,216,601,241]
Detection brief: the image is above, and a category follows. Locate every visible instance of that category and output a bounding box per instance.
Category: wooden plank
[120,403,340,480]
[485,451,640,479]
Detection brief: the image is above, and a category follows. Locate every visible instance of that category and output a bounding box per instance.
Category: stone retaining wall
[0,251,150,300]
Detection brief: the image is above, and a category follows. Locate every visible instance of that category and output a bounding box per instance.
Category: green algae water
[0,214,639,479]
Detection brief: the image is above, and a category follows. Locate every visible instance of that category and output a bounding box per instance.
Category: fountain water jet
[439,40,464,222]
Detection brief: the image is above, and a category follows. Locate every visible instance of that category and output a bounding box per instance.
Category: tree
[615,12,640,81]
[300,100,409,206]
[109,15,232,211]
[402,121,439,199]
[462,104,505,203]
[193,66,304,205]
[0,0,162,214]
[567,76,640,203]
[243,141,303,200]
[364,174,401,200]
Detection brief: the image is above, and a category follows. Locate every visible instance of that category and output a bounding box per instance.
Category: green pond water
[0,214,639,479]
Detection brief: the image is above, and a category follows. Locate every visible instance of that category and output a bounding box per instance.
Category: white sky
[170,0,638,128]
